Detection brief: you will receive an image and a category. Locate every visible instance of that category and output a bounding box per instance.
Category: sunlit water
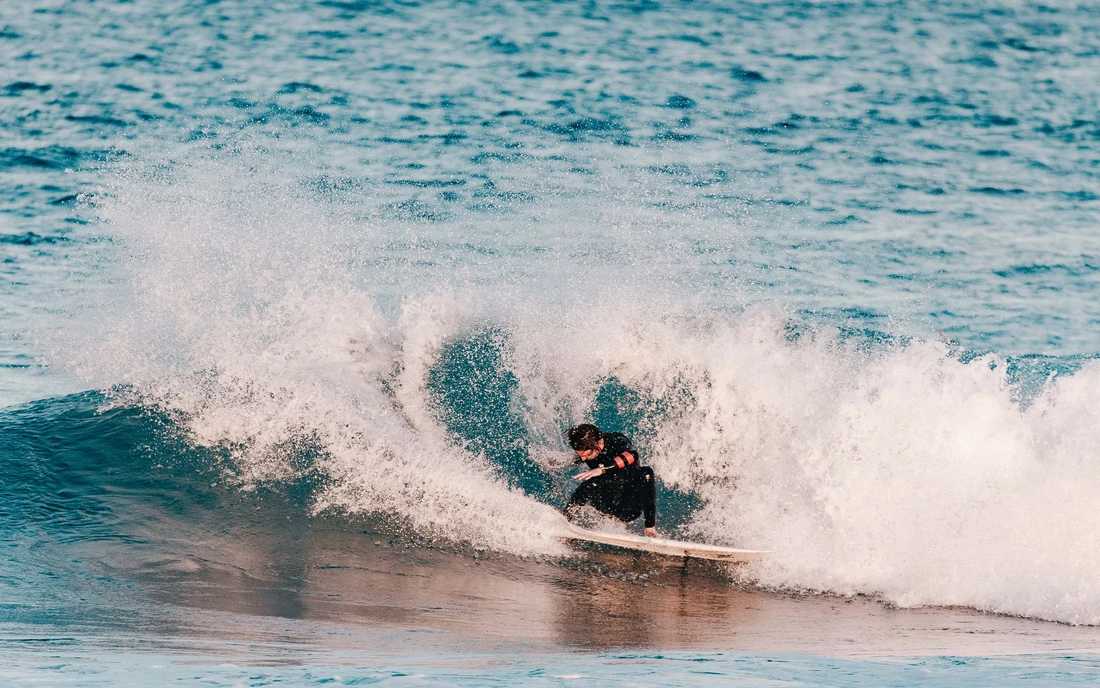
[3,0,1100,684]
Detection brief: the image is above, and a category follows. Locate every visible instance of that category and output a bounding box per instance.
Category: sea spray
[49,151,1100,625]
[506,307,1100,624]
[51,153,566,554]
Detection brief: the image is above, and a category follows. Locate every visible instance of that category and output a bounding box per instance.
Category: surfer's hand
[644,527,657,538]
[574,467,604,481]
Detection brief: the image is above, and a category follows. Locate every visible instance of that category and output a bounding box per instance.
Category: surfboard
[560,521,775,562]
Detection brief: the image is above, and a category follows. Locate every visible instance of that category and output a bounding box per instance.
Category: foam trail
[507,306,1100,625]
[53,152,565,554]
[53,150,1100,625]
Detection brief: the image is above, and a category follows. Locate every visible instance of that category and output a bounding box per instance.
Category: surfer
[563,424,658,537]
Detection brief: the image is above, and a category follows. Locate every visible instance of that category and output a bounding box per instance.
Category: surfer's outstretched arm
[573,466,605,481]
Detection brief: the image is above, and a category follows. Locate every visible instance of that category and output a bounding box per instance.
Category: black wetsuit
[565,432,656,529]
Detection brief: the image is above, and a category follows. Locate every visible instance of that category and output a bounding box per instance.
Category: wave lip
[31,149,1100,628]
[647,315,1100,626]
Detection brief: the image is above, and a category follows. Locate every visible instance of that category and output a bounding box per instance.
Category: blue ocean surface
[2,0,1100,684]
[4,638,1100,687]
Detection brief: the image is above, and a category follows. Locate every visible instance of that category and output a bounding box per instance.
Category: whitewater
[34,145,1099,626]
[3,0,1100,684]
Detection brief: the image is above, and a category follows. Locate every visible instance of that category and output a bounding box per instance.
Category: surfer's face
[574,438,604,461]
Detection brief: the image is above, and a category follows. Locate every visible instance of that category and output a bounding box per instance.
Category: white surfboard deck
[560,522,775,562]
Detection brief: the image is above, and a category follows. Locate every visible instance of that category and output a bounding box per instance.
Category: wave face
[18,154,1096,627]
[5,0,1100,633]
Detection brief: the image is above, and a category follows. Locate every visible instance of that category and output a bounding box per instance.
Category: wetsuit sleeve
[597,433,639,472]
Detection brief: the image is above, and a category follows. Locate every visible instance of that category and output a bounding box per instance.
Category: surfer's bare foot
[644,527,657,538]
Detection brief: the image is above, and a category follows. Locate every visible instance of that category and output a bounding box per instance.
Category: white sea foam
[53,152,566,555]
[54,153,1100,625]
[508,307,1100,625]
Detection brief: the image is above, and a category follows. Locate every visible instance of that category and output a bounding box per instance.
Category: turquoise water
[5,643,1100,687]
[3,0,1100,683]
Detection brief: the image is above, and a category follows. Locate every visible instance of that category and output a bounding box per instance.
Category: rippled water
[3,0,1100,684]
[5,0,1100,391]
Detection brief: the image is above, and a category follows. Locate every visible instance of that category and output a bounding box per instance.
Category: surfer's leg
[564,479,599,521]
[604,481,645,524]
[607,468,656,527]
[567,476,632,523]
[639,467,656,529]
[610,505,642,523]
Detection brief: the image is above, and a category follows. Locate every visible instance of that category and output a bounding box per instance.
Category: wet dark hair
[567,424,602,451]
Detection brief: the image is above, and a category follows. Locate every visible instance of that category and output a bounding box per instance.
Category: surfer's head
[568,424,604,459]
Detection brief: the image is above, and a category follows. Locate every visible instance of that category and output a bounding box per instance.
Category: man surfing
[563,424,658,537]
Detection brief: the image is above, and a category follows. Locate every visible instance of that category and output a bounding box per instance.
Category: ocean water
[3,0,1100,684]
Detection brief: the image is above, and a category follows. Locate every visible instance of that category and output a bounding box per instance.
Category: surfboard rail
[560,522,775,562]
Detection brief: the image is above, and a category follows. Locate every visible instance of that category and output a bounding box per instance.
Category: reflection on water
[113,519,1100,657]
[2,394,1095,658]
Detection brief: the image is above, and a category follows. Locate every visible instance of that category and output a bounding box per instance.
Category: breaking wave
[34,150,1100,626]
